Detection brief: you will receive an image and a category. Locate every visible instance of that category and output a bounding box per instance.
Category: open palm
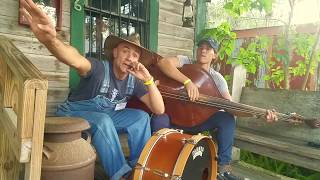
[20,0,56,45]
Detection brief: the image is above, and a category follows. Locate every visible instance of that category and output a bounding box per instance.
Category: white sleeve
[176,55,193,68]
[213,72,229,94]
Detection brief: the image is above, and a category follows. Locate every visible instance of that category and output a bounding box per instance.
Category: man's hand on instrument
[265,109,278,123]
[20,0,57,45]
[184,80,199,102]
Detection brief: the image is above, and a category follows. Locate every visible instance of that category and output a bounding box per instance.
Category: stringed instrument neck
[158,85,313,124]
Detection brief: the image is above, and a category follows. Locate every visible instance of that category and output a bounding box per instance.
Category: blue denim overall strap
[100,60,135,96]
[100,60,111,94]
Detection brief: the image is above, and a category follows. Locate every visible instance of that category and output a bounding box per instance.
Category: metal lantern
[182,0,194,27]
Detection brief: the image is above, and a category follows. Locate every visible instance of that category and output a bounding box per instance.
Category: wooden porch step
[231,161,297,180]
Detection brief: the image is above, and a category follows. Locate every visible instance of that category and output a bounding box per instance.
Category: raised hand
[127,62,153,82]
[19,0,57,45]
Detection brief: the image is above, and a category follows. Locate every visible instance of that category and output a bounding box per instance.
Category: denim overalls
[56,61,151,180]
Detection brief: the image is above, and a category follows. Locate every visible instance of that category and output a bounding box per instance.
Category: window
[84,0,149,59]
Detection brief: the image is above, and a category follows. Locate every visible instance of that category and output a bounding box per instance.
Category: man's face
[196,42,216,65]
[112,42,141,74]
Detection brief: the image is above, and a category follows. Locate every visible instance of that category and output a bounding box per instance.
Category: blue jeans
[151,111,235,165]
[56,96,151,180]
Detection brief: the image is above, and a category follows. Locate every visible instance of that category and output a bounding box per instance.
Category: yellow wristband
[144,77,154,86]
[183,79,191,85]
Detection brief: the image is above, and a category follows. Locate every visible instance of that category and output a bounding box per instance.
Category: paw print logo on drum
[192,146,205,160]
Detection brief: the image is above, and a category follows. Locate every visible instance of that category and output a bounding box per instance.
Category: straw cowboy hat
[104,33,162,67]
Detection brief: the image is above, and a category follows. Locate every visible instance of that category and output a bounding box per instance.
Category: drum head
[181,139,214,180]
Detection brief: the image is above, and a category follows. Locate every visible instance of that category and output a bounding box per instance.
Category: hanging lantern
[182,0,194,27]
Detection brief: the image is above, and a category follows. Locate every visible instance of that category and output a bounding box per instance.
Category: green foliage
[267,33,319,87]
[223,0,274,17]
[264,65,284,87]
[228,36,272,75]
[200,22,236,60]
[240,150,320,179]
[290,34,318,76]
[224,75,232,87]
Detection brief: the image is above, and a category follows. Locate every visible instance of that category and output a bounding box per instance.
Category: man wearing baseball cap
[20,1,164,179]
[156,37,277,180]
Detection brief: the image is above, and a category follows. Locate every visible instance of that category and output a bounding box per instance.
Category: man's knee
[132,109,150,124]
[90,113,114,130]
[214,112,236,128]
[151,114,170,132]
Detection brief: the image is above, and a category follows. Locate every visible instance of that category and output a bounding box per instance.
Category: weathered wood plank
[19,88,35,139]
[0,108,32,163]
[0,108,20,161]
[0,36,45,80]
[44,72,69,89]
[159,21,194,40]
[158,33,194,51]
[24,89,47,180]
[0,56,6,108]
[236,128,320,160]
[231,65,246,102]
[235,128,320,172]
[159,9,183,26]
[47,88,69,103]
[3,68,21,115]
[0,122,22,180]
[160,0,183,16]
[238,87,320,143]
[158,46,193,58]
[26,54,69,73]
[0,0,18,17]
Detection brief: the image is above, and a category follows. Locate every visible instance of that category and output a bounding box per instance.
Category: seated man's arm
[157,56,190,84]
[139,84,165,115]
[157,56,199,101]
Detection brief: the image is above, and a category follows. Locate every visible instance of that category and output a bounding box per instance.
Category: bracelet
[144,77,154,86]
[183,79,191,85]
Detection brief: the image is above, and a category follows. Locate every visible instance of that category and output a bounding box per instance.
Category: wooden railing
[0,35,48,180]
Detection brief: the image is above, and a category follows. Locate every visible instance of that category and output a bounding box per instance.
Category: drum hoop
[134,128,180,180]
[172,135,217,179]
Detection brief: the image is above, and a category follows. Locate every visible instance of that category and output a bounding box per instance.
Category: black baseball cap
[197,37,219,51]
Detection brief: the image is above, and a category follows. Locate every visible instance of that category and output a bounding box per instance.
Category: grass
[240,150,320,180]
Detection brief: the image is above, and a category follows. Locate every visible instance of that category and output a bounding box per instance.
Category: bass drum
[133,128,217,180]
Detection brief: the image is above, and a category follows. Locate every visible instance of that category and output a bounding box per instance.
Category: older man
[20,0,164,179]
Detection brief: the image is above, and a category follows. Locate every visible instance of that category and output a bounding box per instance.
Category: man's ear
[212,52,217,60]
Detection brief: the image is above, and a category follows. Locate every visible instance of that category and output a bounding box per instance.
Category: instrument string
[160,91,294,123]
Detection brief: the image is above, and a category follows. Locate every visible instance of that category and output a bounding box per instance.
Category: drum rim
[171,134,218,179]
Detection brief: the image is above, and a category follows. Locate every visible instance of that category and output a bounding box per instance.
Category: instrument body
[133,128,217,180]
[148,64,224,127]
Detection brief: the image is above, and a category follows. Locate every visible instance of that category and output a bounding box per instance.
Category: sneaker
[217,165,239,180]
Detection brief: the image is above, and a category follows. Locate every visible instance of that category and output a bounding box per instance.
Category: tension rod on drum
[135,164,182,180]
[181,138,196,145]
